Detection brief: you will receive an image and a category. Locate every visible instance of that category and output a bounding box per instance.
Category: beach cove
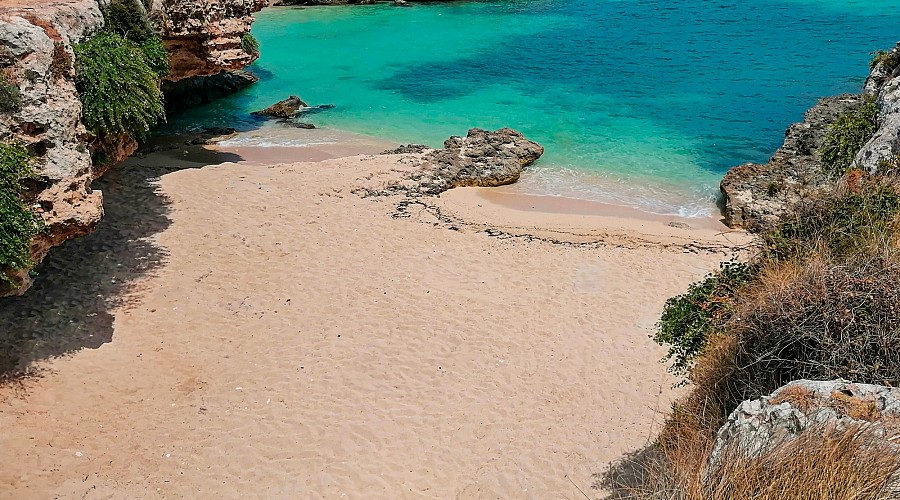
[0,130,747,496]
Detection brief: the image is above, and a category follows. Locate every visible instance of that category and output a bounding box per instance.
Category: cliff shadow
[0,153,224,381]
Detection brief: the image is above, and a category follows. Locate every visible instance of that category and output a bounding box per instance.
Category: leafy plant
[139,35,169,78]
[101,0,153,43]
[0,72,21,112]
[820,97,879,174]
[655,261,755,375]
[0,143,44,288]
[242,32,260,55]
[74,32,165,140]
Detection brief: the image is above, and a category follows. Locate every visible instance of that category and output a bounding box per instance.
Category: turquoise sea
[171,0,900,216]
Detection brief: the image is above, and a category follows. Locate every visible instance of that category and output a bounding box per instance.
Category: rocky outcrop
[152,0,266,81]
[362,128,544,197]
[251,95,308,118]
[719,95,863,228]
[162,69,259,113]
[708,379,900,471]
[856,42,900,172]
[0,1,106,293]
[720,43,900,228]
[0,0,264,295]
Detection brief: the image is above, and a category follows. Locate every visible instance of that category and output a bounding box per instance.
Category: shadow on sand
[0,147,241,381]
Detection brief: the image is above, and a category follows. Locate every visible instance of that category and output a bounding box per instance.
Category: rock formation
[0,0,264,295]
[708,379,900,481]
[153,0,267,81]
[719,95,863,228]
[363,128,544,197]
[162,69,259,113]
[251,95,309,118]
[720,43,900,228]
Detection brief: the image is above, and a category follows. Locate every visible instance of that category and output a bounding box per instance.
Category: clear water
[169,0,900,216]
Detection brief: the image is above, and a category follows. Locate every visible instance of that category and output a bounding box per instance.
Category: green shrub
[0,73,21,112]
[820,97,879,174]
[0,143,44,288]
[761,177,900,261]
[242,32,260,55]
[654,261,755,376]
[139,36,169,78]
[101,0,153,43]
[870,49,900,71]
[74,32,164,140]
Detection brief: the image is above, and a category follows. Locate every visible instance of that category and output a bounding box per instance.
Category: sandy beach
[0,134,748,498]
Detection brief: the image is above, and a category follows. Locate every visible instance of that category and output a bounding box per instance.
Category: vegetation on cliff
[74,32,165,141]
[74,0,169,142]
[0,72,21,113]
[0,143,44,288]
[612,172,900,498]
[242,32,260,56]
[820,96,879,174]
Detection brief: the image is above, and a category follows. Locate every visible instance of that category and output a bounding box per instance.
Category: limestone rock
[162,69,259,113]
[720,42,900,229]
[365,128,544,197]
[708,379,900,472]
[153,0,267,81]
[720,95,864,228]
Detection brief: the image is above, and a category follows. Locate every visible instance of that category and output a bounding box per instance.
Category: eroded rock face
[0,0,264,296]
[708,379,900,472]
[152,0,267,81]
[856,42,900,172]
[719,95,863,228]
[720,43,900,229]
[0,1,105,294]
[363,128,544,197]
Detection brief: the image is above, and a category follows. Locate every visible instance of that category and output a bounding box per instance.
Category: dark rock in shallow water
[382,144,429,154]
[285,121,316,129]
[252,95,309,118]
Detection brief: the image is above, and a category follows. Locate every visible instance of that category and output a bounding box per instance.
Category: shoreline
[151,124,728,228]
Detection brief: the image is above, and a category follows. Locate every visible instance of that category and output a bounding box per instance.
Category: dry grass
[602,424,900,500]
[769,384,817,413]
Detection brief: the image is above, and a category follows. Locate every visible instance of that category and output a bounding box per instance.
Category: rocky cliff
[721,43,900,228]
[0,0,264,295]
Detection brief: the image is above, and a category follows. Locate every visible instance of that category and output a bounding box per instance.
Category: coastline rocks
[153,0,267,81]
[252,95,309,118]
[382,144,428,154]
[720,95,864,228]
[368,128,543,196]
[0,1,105,295]
[720,43,900,229]
[0,0,265,296]
[708,379,900,473]
[162,69,259,114]
[856,43,900,172]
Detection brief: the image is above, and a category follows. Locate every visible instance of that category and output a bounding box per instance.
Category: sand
[0,139,748,499]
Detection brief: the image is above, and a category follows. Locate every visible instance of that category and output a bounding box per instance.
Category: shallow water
[169,0,900,216]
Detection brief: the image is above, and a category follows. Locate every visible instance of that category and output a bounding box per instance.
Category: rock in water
[251,96,309,118]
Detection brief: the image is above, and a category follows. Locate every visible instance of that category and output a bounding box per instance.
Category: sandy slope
[0,148,747,499]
